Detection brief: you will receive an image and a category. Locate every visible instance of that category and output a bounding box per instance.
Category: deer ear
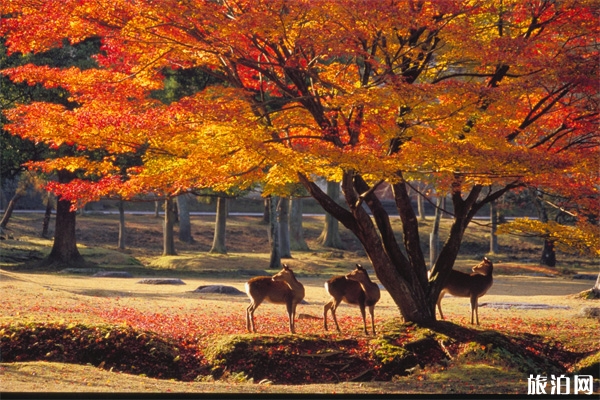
[356,264,363,270]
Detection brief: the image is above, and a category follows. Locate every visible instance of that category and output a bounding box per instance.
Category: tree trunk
[177,194,194,244]
[117,200,126,250]
[429,195,444,269]
[489,200,499,254]
[44,170,85,268]
[209,196,228,254]
[278,197,292,258]
[154,200,160,218]
[592,272,600,297]
[417,190,426,221]
[267,196,281,269]
[261,198,270,225]
[163,197,176,256]
[541,240,556,267]
[318,181,345,249]
[172,199,179,224]
[531,189,556,266]
[289,197,309,251]
[41,198,53,238]
[299,171,513,324]
[0,192,23,229]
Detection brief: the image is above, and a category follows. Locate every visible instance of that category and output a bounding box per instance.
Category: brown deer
[245,264,305,334]
[323,264,381,335]
[434,257,494,325]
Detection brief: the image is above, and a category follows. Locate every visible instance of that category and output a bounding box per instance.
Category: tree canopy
[1,0,598,322]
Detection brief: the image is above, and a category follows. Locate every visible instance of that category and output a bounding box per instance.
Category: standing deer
[245,264,305,334]
[323,264,381,335]
[434,257,494,325]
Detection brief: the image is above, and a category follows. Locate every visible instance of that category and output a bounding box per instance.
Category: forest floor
[0,211,598,396]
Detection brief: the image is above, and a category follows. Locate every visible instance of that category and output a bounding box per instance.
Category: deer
[245,264,305,334]
[323,264,381,335]
[434,257,494,325]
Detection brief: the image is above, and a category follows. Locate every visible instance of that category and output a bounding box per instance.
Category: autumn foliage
[1,0,598,322]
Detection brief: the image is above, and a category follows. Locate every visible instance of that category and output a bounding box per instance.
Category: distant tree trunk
[278,197,292,258]
[163,197,176,256]
[41,198,53,238]
[117,199,126,250]
[44,170,85,268]
[532,190,556,267]
[489,200,499,254]
[177,194,194,244]
[592,272,600,298]
[172,199,179,224]
[417,192,426,221]
[209,196,228,254]
[0,186,5,210]
[154,200,160,218]
[541,240,556,267]
[429,195,443,269]
[261,198,270,224]
[318,181,345,249]
[289,197,309,251]
[268,196,281,269]
[0,192,23,229]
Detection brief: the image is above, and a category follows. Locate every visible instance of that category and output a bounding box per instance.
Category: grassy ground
[0,212,598,395]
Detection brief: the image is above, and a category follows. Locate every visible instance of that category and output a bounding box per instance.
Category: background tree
[177,193,194,244]
[289,197,309,251]
[209,196,228,255]
[317,181,345,249]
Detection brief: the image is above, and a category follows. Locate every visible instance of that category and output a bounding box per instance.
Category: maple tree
[1,0,598,322]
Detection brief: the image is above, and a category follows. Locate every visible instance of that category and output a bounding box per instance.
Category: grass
[0,212,598,394]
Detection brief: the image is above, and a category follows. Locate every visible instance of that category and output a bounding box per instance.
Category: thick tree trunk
[278,197,292,258]
[117,200,126,250]
[289,197,309,251]
[209,196,228,254]
[46,196,85,267]
[0,192,23,229]
[300,171,512,324]
[44,171,85,268]
[163,197,176,256]
[177,194,194,244]
[267,196,281,269]
[318,181,345,249]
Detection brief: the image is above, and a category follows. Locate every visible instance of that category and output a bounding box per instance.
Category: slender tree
[289,197,309,251]
[209,196,228,254]
[318,181,345,249]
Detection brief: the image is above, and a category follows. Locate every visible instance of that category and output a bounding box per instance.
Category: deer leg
[246,302,256,333]
[286,301,295,334]
[368,305,376,335]
[471,296,479,325]
[247,299,263,333]
[470,296,479,325]
[323,299,334,331]
[327,299,342,333]
[359,304,368,335]
[436,291,445,320]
